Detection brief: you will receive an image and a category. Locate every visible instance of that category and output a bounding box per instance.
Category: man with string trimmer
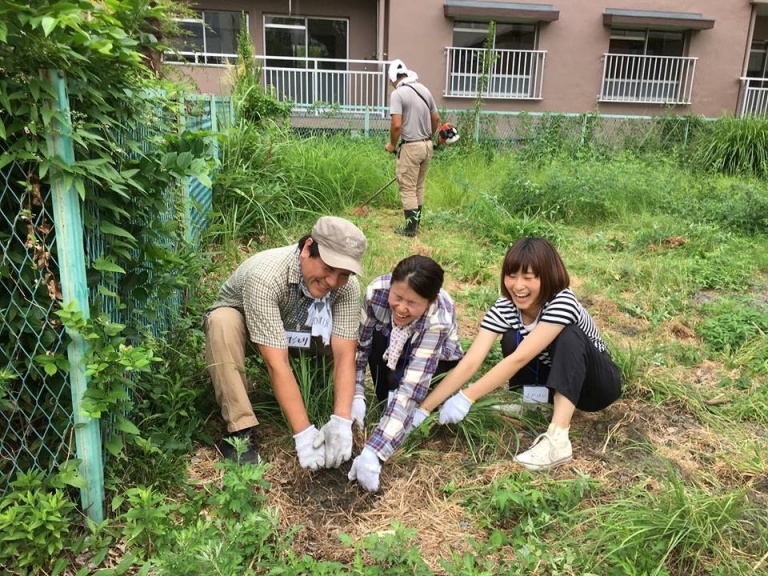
[385,59,440,237]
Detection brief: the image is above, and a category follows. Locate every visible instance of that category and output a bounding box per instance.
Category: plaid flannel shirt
[356,274,463,460]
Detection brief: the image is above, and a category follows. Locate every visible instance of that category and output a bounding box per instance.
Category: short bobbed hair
[391,255,444,302]
[500,237,569,307]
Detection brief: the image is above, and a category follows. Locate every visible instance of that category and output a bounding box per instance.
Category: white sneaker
[493,402,526,415]
[514,431,572,471]
[493,402,553,416]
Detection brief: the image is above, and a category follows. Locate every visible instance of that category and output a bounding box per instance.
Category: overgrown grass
[578,471,765,575]
[208,123,391,245]
[691,115,768,178]
[8,122,768,576]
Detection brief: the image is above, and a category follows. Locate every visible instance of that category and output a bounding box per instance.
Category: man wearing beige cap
[204,216,367,470]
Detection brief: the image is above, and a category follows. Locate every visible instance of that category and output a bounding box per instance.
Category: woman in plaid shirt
[348,255,464,492]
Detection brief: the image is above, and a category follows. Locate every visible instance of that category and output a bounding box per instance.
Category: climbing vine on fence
[0,0,216,482]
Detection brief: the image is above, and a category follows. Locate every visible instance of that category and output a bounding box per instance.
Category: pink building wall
[388,0,757,117]
[178,0,764,118]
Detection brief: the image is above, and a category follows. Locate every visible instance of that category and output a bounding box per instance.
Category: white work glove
[438,391,473,425]
[406,407,430,434]
[351,395,366,428]
[293,425,325,471]
[319,415,353,468]
[348,447,382,492]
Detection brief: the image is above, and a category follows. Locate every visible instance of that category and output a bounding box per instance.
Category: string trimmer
[349,176,397,216]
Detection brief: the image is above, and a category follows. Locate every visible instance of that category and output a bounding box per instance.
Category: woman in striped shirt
[418,237,622,471]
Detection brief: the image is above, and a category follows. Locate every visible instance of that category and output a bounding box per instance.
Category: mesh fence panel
[0,94,231,497]
[285,108,700,153]
[1,157,73,491]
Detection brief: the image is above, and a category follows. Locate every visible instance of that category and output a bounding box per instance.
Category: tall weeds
[579,472,762,575]
[691,116,768,178]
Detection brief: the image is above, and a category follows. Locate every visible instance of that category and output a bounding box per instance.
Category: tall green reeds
[691,116,768,178]
[579,471,763,575]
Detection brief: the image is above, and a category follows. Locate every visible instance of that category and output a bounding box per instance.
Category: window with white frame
[448,21,541,98]
[264,16,348,69]
[608,29,686,57]
[748,41,768,78]
[262,15,349,107]
[167,10,243,65]
[602,29,694,103]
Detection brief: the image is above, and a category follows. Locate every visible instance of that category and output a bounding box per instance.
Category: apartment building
[169,0,768,118]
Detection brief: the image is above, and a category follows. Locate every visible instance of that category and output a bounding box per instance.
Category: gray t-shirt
[390,81,437,142]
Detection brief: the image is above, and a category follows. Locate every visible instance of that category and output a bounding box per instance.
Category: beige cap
[311,216,367,275]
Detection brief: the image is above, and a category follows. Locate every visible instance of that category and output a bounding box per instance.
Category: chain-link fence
[0,79,231,521]
[288,107,705,154]
[1,154,73,492]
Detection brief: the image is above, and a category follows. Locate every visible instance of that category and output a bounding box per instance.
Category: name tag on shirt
[286,331,311,348]
[523,385,549,404]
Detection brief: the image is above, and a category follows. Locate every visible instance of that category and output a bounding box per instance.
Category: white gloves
[438,391,473,425]
[406,407,430,433]
[351,395,366,428]
[293,425,325,470]
[318,415,353,468]
[348,447,382,492]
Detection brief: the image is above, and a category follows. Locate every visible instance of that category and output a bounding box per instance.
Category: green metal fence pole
[41,69,105,523]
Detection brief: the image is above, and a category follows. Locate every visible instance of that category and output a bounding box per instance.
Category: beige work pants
[204,307,259,433]
[396,140,433,210]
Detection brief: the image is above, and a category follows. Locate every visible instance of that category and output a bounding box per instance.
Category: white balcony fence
[254,56,389,113]
[600,54,697,105]
[739,77,768,117]
[165,51,237,66]
[444,47,546,99]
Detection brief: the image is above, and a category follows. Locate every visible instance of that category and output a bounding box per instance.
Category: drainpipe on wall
[378,0,388,60]
[738,6,758,116]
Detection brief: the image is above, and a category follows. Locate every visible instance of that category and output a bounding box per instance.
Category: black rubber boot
[216,427,261,465]
[395,209,419,237]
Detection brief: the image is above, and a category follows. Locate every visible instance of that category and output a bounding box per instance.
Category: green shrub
[339,523,433,576]
[691,116,768,178]
[0,468,80,575]
[695,297,768,354]
[232,18,291,124]
[694,178,768,235]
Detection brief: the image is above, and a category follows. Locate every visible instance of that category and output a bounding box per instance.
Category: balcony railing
[738,77,768,117]
[165,51,237,66]
[599,54,697,105]
[444,47,546,99]
[254,56,389,113]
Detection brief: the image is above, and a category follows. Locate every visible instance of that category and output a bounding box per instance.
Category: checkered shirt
[356,274,463,461]
[208,245,360,348]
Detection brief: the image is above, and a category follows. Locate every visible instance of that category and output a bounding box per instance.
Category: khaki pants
[204,307,259,433]
[396,140,433,210]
